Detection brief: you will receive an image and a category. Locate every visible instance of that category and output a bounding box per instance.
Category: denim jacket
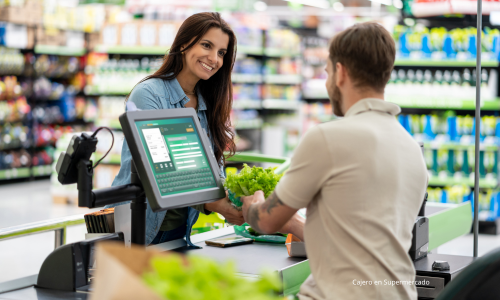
[108,76,225,246]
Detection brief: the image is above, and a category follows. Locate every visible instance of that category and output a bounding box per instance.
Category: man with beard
[241,22,428,300]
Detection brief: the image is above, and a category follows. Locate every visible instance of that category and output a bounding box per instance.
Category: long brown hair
[127,12,236,166]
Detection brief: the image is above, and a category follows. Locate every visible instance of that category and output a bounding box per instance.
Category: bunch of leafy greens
[224,164,283,201]
[143,254,284,300]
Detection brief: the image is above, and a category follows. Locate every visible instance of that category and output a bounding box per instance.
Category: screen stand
[76,158,147,246]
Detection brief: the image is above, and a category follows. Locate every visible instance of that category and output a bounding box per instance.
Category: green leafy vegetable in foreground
[224,164,283,204]
[143,254,284,300]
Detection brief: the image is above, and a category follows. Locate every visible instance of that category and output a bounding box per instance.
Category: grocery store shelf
[238,45,264,56]
[428,175,498,188]
[94,45,169,55]
[0,168,30,180]
[264,48,300,57]
[32,165,52,177]
[95,153,121,165]
[95,119,121,130]
[232,73,262,83]
[234,119,263,129]
[262,99,300,110]
[386,95,500,110]
[424,142,498,151]
[232,100,262,109]
[34,45,86,56]
[394,58,499,67]
[264,74,301,85]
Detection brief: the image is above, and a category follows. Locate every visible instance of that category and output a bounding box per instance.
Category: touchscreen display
[135,117,217,196]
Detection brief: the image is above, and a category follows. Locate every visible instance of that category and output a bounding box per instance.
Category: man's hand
[204,191,245,225]
[241,190,299,235]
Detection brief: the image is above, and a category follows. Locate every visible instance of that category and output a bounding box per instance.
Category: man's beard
[331,83,344,117]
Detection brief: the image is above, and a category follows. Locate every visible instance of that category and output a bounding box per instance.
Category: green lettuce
[224,164,283,201]
[143,254,284,300]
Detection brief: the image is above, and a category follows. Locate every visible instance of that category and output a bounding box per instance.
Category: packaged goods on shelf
[262,114,301,160]
[230,109,263,130]
[427,186,500,221]
[0,48,25,75]
[0,149,31,170]
[264,57,301,75]
[233,57,261,74]
[98,20,180,48]
[32,147,54,167]
[41,2,107,33]
[233,26,263,49]
[386,68,498,103]
[0,76,23,100]
[85,57,162,95]
[265,29,300,55]
[34,125,75,148]
[0,96,30,123]
[233,84,261,100]
[0,123,29,151]
[394,25,500,61]
[301,102,335,132]
[33,55,81,78]
[0,0,42,26]
[398,113,500,183]
[263,84,301,101]
[97,96,125,128]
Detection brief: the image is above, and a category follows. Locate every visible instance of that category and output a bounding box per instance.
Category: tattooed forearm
[247,203,263,232]
[261,191,284,214]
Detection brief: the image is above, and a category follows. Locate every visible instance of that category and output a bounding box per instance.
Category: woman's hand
[204,191,245,225]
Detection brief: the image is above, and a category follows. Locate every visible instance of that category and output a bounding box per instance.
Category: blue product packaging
[447,116,458,141]
[443,35,456,58]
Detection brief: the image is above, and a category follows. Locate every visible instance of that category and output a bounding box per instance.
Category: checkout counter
[0,198,473,300]
[0,108,475,299]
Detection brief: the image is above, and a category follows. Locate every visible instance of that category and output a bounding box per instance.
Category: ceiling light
[333,2,344,11]
[284,0,330,9]
[393,0,403,9]
[254,1,268,11]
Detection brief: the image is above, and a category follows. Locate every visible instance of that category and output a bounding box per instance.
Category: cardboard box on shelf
[37,27,66,46]
[0,6,26,24]
[87,32,101,51]
[25,0,43,25]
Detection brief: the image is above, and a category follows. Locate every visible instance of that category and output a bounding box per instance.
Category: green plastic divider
[280,260,311,296]
[427,202,472,251]
[428,176,498,188]
[34,45,86,56]
[0,167,30,180]
[394,59,498,67]
[237,45,264,56]
[386,95,500,110]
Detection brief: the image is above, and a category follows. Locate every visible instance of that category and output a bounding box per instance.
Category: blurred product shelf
[32,165,53,177]
[237,45,264,56]
[262,99,300,110]
[34,45,86,57]
[394,59,499,67]
[0,167,30,180]
[94,45,170,55]
[264,74,302,85]
[232,100,262,109]
[264,48,300,58]
[234,119,263,130]
[231,74,263,83]
[428,175,498,189]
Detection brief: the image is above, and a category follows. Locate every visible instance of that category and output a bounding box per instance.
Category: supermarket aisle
[0,180,92,283]
[0,179,92,229]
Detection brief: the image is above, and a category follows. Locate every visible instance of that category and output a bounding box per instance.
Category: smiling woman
[108,12,244,246]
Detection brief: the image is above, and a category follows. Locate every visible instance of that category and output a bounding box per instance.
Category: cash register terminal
[39,108,225,291]
[119,108,225,211]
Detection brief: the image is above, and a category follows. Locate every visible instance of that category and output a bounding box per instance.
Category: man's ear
[335,62,345,87]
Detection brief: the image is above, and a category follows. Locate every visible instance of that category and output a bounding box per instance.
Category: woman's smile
[199,60,214,72]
